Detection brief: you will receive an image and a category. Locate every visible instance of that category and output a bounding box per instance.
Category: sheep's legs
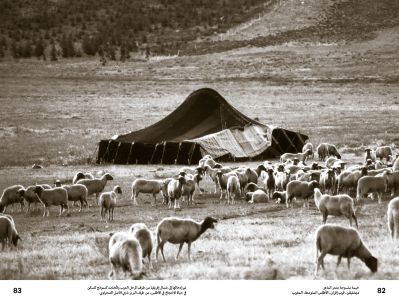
[336,256,342,268]
[187,242,192,262]
[176,243,184,260]
[377,192,382,204]
[315,251,327,275]
[152,194,157,207]
[322,213,328,224]
[347,257,351,269]
[156,242,166,262]
[133,192,139,206]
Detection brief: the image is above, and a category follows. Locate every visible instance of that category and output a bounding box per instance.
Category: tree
[50,42,58,61]
[60,34,76,57]
[34,37,46,60]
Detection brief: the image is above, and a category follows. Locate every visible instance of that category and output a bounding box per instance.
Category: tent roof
[115,88,265,143]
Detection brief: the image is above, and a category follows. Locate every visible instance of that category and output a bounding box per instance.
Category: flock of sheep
[0,141,399,278]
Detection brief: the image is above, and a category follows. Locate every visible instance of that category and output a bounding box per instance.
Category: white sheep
[215,171,237,200]
[204,165,232,194]
[319,169,336,195]
[156,216,217,262]
[0,215,21,250]
[62,184,89,211]
[302,142,314,159]
[72,172,94,184]
[245,190,268,203]
[131,178,165,206]
[34,186,69,217]
[375,146,393,162]
[387,197,399,239]
[272,191,287,204]
[0,185,25,213]
[357,172,389,204]
[286,180,319,208]
[280,150,311,164]
[76,173,113,203]
[129,223,154,268]
[226,175,240,205]
[364,148,376,162]
[167,176,186,210]
[99,185,122,221]
[314,224,378,275]
[275,171,290,190]
[18,184,52,213]
[108,232,143,280]
[316,143,329,161]
[314,188,358,228]
[244,182,268,194]
[337,167,368,194]
[181,174,202,206]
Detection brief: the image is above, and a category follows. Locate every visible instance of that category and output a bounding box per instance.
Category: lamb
[286,180,319,208]
[280,150,311,164]
[376,146,393,161]
[155,216,217,262]
[244,183,268,194]
[204,165,232,194]
[314,224,378,275]
[167,176,186,210]
[314,188,358,228]
[33,186,69,217]
[215,171,237,200]
[272,191,287,204]
[17,184,52,213]
[231,169,248,196]
[245,190,268,203]
[99,185,122,221]
[76,173,113,203]
[264,168,276,198]
[226,175,240,205]
[108,232,143,279]
[0,185,25,213]
[275,171,289,191]
[72,172,94,184]
[131,179,164,206]
[388,197,399,239]
[302,142,314,159]
[337,167,368,194]
[357,172,389,204]
[364,148,376,162]
[129,223,154,268]
[319,169,336,195]
[181,174,202,206]
[0,215,21,250]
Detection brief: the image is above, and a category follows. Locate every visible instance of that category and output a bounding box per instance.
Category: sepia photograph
[0,0,398,297]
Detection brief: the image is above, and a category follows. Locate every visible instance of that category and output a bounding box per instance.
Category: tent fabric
[96,88,308,165]
[188,124,272,159]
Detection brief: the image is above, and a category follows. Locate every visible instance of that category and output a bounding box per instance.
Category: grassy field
[1,0,399,280]
[0,158,398,280]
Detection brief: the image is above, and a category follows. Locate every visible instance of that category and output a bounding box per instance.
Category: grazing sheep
[181,174,202,206]
[326,144,341,159]
[302,142,314,159]
[131,179,165,206]
[364,148,376,162]
[317,143,329,161]
[129,223,154,268]
[156,216,217,262]
[319,169,336,195]
[72,172,94,184]
[18,184,51,213]
[286,180,319,208]
[264,169,276,198]
[272,191,287,204]
[167,176,186,210]
[376,146,393,162]
[0,185,25,213]
[357,172,389,204]
[62,184,89,211]
[245,190,268,203]
[314,224,377,275]
[108,233,143,280]
[387,197,399,239]
[34,186,69,217]
[76,173,113,203]
[99,185,122,221]
[216,171,237,200]
[314,188,358,228]
[226,175,240,205]
[337,167,368,194]
[280,150,311,164]
[0,215,21,250]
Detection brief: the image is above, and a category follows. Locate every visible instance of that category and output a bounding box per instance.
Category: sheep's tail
[127,249,143,280]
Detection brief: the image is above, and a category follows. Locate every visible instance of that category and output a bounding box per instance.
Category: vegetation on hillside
[0,0,271,61]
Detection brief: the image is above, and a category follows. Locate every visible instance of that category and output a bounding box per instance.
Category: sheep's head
[12,234,21,247]
[17,188,26,198]
[360,167,368,176]
[74,172,85,182]
[203,216,218,230]
[104,173,114,181]
[54,180,62,187]
[213,163,222,169]
[33,185,44,196]
[244,183,256,192]
[179,171,187,177]
[305,149,312,156]
[178,176,186,185]
[309,180,319,190]
[195,167,204,176]
[267,168,274,175]
[311,162,319,170]
[257,164,267,172]
[114,186,122,194]
[293,158,300,165]
[277,164,285,172]
[245,193,252,202]
[216,171,223,178]
[365,256,378,273]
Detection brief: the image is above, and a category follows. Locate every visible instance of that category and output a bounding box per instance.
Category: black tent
[97,88,308,164]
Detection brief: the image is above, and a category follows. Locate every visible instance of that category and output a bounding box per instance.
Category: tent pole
[271,132,285,154]
[188,143,196,165]
[149,143,158,164]
[126,142,135,164]
[282,129,299,152]
[175,142,182,165]
[102,140,112,163]
[113,142,121,163]
[160,141,166,164]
